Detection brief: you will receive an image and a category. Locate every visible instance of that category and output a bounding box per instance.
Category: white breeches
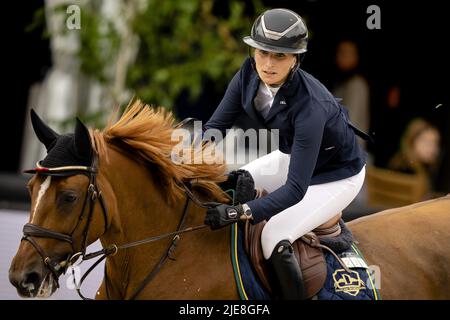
[240,150,366,259]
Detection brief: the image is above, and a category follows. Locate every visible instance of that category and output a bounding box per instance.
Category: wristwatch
[241,203,253,220]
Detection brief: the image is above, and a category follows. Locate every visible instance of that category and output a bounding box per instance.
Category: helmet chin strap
[287,54,302,81]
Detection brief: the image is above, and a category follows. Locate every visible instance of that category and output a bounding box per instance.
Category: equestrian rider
[203,8,367,299]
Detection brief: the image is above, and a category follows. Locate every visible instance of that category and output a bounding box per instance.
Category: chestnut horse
[9,100,450,299]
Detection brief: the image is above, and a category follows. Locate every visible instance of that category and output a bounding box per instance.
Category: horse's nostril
[22,271,41,291]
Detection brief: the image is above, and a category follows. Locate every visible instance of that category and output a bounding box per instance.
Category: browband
[23,161,97,175]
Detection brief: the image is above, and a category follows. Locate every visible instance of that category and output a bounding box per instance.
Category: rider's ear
[74,118,92,160]
[30,109,59,152]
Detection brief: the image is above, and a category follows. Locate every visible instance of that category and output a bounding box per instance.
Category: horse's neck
[98,146,187,298]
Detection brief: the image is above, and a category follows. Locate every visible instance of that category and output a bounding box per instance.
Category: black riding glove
[234,170,256,204]
[204,204,248,230]
[219,169,256,203]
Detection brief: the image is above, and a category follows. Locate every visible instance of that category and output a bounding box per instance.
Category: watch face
[242,204,252,216]
[227,208,238,219]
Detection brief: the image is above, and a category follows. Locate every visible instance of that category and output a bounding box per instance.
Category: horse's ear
[74,118,92,159]
[30,109,59,152]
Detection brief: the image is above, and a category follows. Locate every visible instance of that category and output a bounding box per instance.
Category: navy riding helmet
[243,8,308,54]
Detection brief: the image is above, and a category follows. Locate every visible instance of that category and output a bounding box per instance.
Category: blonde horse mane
[91,99,229,204]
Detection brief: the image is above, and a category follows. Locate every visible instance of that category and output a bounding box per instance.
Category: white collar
[263,82,282,98]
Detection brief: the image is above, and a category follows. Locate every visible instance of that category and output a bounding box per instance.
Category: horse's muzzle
[9,252,65,298]
[9,264,59,298]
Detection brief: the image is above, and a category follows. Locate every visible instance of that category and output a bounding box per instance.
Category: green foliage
[77,4,121,82]
[30,0,265,129]
[128,0,264,109]
[50,109,109,132]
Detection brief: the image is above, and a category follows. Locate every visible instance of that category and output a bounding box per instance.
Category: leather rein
[22,153,218,300]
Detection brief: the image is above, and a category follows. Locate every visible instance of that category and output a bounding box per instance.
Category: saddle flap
[244,221,328,298]
[293,237,327,298]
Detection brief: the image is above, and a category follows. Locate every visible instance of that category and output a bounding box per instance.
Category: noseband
[21,154,108,288]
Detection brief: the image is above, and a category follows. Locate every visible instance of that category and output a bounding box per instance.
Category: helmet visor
[243,36,307,54]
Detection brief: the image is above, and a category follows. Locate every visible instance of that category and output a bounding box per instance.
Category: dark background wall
[1,1,50,172]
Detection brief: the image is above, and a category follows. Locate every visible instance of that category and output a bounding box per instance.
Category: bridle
[22,152,220,300]
[22,154,108,293]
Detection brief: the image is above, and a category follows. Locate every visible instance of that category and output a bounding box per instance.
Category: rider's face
[254,49,297,86]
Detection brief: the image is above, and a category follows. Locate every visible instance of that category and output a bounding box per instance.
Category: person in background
[371,81,411,168]
[388,118,442,198]
[332,40,371,217]
[333,40,370,150]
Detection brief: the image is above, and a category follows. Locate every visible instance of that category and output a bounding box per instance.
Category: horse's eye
[63,193,78,203]
[57,191,80,212]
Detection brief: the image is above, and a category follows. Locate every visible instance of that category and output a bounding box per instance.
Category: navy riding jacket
[204,58,366,223]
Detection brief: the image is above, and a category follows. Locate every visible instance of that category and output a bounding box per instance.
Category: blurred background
[1,0,449,299]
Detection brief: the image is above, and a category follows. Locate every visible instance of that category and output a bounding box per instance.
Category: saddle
[243,188,343,299]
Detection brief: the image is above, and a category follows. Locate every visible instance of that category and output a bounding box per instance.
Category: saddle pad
[316,244,381,300]
[231,222,271,300]
[231,222,381,300]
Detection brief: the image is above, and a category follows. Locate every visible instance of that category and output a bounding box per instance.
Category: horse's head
[9,110,107,298]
